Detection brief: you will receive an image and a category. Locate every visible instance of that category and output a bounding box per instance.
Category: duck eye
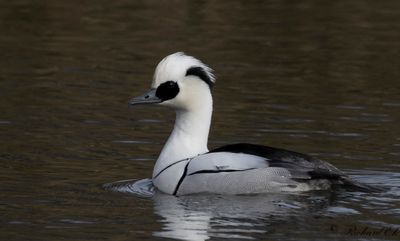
[156,81,180,101]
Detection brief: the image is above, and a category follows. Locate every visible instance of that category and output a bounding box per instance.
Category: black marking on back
[210,143,346,181]
[210,143,312,161]
[188,168,256,176]
[173,161,190,196]
[156,81,180,101]
[186,66,214,89]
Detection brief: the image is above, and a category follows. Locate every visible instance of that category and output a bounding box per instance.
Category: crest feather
[152,52,215,88]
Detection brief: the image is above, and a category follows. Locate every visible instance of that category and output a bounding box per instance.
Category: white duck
[129,52,378,196]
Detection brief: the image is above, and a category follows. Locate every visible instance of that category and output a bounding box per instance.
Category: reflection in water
[152,193,317,241]
[105,178,335,241]
[153,194,212,241]
[105,170,399,241]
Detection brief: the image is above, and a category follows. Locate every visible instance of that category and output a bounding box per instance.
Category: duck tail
[340,177,385,192]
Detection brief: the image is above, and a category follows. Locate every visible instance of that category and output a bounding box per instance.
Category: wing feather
[186,152,268,175]
[210,143,346,181]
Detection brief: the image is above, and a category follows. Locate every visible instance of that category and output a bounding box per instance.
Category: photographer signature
[330,224,399,237]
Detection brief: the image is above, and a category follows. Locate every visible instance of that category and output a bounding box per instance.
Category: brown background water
[1,0,400,240]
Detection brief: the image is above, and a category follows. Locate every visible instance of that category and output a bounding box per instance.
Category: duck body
[153,143,349,195]
[129,52,378,196]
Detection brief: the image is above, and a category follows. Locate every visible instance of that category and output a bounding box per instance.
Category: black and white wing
[210,143,346,180]
[175,143,380,195]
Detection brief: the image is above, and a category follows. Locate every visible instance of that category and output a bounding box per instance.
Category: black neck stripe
[186,66,214,89]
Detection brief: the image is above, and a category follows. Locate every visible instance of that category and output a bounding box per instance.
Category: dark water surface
[1,1,400,240]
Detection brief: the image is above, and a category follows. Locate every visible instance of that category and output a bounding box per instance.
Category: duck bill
[129,88,162,105]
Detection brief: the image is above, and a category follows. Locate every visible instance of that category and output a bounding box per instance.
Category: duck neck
[153,99,213,178]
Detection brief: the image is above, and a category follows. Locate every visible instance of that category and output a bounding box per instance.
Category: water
[1,0,400,240]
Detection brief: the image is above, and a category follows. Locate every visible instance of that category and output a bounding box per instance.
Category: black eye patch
[156,81,180,101]
[186,66,214,89]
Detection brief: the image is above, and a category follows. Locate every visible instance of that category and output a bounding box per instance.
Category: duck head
[129,52,215,110]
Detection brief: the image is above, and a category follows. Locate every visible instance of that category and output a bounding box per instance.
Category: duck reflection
[104,178,333,241]
[152,189,333,240]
